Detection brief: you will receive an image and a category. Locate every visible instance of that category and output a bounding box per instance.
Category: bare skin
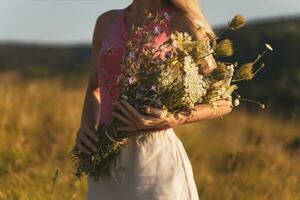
[72,10,121,155]
[73,0,233,156]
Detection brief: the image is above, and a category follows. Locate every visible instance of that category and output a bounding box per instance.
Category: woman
[72,0,233,199]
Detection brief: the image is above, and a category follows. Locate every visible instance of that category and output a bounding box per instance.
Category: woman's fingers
[217,100,233,107]
[112,100,169,130]
[113,101,136,122]
[76,140,91,155]
[81,127,99,144]
[145,106,165,118]
[111,111,136,127]
[120,100,144,121]
[78,133,97,153]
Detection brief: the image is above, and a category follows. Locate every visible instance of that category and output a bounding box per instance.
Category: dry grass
[0,75,299,200]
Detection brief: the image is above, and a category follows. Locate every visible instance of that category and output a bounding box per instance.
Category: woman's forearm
[177,103,232,126]
[80,88,101,130]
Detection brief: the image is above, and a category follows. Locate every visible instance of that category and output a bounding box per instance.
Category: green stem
[253,63,265,76]
[252,49,268,65]
[240,98,265,109]
[231,78,248,83]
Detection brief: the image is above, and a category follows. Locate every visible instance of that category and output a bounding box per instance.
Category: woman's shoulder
[92,9,124,47]
[94,9,122,34]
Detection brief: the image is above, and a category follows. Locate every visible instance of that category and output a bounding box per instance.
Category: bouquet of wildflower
[69,11,273,181]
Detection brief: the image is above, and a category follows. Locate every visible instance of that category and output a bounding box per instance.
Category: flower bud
[234,99,240,106]
[229,15,246,30]
[215,39,234,57]
[237,63,254,80]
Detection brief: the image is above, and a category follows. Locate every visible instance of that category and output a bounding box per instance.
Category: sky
[1,0,300,44]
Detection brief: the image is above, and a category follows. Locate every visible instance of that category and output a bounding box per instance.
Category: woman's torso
[96,4,173,126]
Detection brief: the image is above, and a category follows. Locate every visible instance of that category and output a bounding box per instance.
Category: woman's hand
[111,100,184,133]
[72,126,99,156]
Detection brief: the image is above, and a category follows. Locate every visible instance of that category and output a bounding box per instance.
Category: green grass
[0,75,299,200]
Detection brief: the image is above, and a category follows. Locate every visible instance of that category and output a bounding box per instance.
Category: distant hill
[0,16,299,113]
[0,43,91,77]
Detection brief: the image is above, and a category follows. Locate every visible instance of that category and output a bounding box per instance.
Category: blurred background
[0,0,299,199]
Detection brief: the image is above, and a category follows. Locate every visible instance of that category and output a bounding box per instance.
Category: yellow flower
[229,15,246,30]
[215,39,234,57]
[237,63,254,80]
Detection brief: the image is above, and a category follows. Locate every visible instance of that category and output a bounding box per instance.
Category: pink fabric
[97,4,173,128]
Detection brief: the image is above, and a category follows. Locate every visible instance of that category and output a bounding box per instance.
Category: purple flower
[153,25,162,35]
[139,86,146,92]
[163,12,171,21]
[164,51,173,59]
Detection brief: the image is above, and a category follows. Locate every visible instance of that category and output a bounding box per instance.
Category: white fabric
[87,128,199,200]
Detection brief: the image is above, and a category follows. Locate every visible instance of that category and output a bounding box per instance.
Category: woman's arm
[112,100,232,132]
[80,19,102,130]
[73,10,119,155]
[173,100,232,126]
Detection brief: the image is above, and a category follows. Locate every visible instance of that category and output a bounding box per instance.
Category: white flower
[128,77,137,85]
[265,43,273,51]
[234,99,240,106]
[121,95,128,100]
[181,55,208,107]
[128,51,136,60]
[150,84,157,92]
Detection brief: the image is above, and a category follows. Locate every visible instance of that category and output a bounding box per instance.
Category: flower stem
[240,98,265,109]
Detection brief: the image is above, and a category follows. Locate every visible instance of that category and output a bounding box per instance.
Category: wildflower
[153,25,162,35]
[265,44,273,51]
[229,15,246,30]
[121,94,128,100]
[215,39,234,57]
[227,64,234,77]
[128,51,136,60]
[233,99,240,106]
[211,62,227,80]
[181,56,208,108]
[237,63,254,80]
[128,77,137,85]
[163,12,171,21]
[150,84,157,92]
[164,51,173,59]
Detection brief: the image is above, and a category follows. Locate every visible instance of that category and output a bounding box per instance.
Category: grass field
[0,74,300,200]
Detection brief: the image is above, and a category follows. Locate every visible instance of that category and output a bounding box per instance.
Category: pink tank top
[97,4,173,129]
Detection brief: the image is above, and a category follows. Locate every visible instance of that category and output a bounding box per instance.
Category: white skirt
[87,128,199,200]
